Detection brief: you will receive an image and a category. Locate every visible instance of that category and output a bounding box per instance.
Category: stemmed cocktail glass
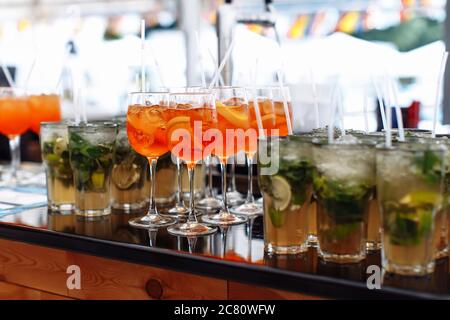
[0,88,30,185]
[202,87,249,227]
[166,92,218,237]
[126,92,176,229]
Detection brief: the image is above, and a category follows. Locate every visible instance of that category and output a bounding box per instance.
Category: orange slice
[252,113,276,129]
[217,105,249,129]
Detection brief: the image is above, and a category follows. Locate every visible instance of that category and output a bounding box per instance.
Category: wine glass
[0,87,30,186]
[126,92,176,229]
[201,87,249,227]
[166,92,218,237]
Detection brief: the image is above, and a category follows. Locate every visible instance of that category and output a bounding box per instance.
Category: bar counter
[0,203,448,300]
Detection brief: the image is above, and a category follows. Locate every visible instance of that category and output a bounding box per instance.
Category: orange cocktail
[201,87,249,227]
[127,105,168,159]
[165,106,216,168]
[215,101,250,160]
[249,99,293,137]
[29,94,61,134]
[0,95,30,138]
[126,92,175,229]
[165,92,218,237]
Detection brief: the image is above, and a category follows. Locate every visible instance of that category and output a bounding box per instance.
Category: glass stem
[246,154,255,204]
[187,165,197,223]
[207,156,214,197]
[176,157,184,206]
[9,135,20,179]
[220,161,228,213]
[148,157,158,216]
[247,217,255,261]
[148,229,157,247]
[221,227,228,258]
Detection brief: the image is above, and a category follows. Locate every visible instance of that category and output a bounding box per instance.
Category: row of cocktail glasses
[261,129,449,276]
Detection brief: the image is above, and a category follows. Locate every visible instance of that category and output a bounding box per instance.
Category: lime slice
[112,163,140,190]
[53,137,67,156]
[400,190,441,206]
[271,176,291,211]
[91,170,105,189]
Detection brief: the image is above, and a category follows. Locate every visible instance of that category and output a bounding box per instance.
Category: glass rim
[40,120,71,128]
[312,137,377,148]
[68,121,118,130]
[128,91,169,96]
[375,141,447,152]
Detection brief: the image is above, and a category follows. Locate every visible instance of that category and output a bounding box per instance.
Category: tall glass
[259,135,313,254]
[41,121,75,212]
[202,87,249,227]
[126,92,176,228]
[377,142,446,275]
[165,92,218,237]
[312,139,376,263]
[0,87,30,185]
[68,122,117,217]
[111,118,149,211]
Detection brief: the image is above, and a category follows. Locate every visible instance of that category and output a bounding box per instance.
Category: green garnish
[268,207,284,228]
[413,149,442,185]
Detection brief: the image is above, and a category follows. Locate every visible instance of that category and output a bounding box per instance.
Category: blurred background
[0,0,448,160]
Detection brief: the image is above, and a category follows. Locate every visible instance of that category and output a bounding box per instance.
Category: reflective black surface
[0,205,449,299]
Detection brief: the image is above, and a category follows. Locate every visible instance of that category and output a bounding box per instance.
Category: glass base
[201,211,248,226]
[255,197,263,205]
[218,191,245,207]
[161,204,192,220]
[230,202,263,216]
[195,197,222,211]
[49,203,75,213]
[384,260,435,276]
[319,251,365,263]
[307,234,319,248]
[75,207,111,218]
[167,221,217,237]
[129,214,176,229]
[265,243,308,255]
[111,199,148,211]
[435,247,449,259]
[366,240,382,252]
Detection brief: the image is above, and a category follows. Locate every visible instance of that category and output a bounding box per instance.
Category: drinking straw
[148,42,167,89]
[24,56,37,93]
[363,85,369,133]
[388,75,405,142]
[327,79,340,144]
[275,69,293,135]
[384,76,392,148]
[337,87,346,136]
[309,67,320,128]
[0,61,14,87]
[251,58,265,138]
[73,89,80,125]
[140,19,146,92]
[195,31,206,88]
[432,50,449,138]
[79,89,87,123]
[207,47,225,86]
[208,36,236,89]
[371,76,387,131]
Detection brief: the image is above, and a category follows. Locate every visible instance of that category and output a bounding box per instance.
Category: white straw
[276,69,293,135]
[432,51,449,138]
[371,76,387,131]
[148,42,167,89]
[252,59,265,138]
[328,79,340,144]
[389,75,405,141]
[24,56,37,93]
[363,85,369,133]
[140,19,146,92]
[195,31,206,88]
[208,36,236,89]
[207,47,225,86]
[337,87,346,136]
[0,61,14,87]
[80,89,87,123]
[74,90,80,125]
[384,76,392,148]
[309,67,320,128]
